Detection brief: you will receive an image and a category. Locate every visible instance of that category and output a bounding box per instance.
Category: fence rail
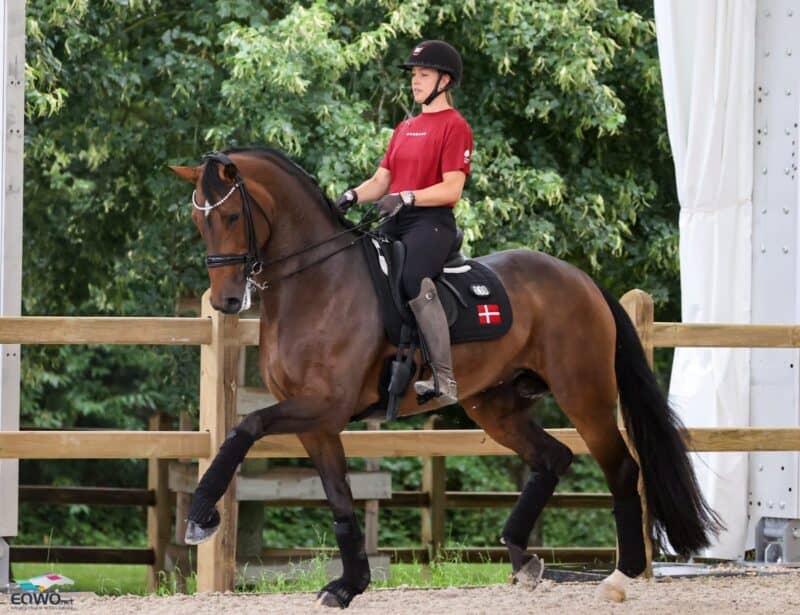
[19,486,155,507]
[3,427,800,460]
[651,322,800,348]
[4,289,800,591]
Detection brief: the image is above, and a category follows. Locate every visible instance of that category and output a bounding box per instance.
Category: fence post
[171,410,194,592]
[197,289,240,592]
[421,415,445,561]
[364,420,381,555]
[147,411,172,591]
[619,289,655,578]
[236,346,268,562]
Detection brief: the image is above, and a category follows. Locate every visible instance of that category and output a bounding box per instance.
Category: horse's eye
[226,213,240,227]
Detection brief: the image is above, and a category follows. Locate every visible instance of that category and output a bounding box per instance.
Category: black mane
[200,146,348,227]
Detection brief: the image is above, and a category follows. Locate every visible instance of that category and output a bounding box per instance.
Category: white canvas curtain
[654,0,755,558]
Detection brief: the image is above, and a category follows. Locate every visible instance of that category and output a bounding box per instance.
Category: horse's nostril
[223,296,242,313]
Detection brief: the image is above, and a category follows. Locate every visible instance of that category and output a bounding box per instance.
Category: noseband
[192,152,265,281]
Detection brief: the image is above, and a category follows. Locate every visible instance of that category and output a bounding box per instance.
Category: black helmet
[400,40,463,88]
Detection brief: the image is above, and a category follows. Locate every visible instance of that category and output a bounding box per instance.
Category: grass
[11,558,512,596]
[11,563,148,595]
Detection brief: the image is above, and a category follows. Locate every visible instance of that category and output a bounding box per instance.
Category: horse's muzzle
[214,295,242,314]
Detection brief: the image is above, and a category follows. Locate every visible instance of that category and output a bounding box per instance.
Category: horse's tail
[599,287,723,557]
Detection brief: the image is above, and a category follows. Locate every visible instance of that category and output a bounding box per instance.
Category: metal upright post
[0,0,25,589]
[749,0,800,561]
[0,538,9,589]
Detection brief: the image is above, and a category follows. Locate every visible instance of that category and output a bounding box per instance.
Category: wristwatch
[400,190,415,207]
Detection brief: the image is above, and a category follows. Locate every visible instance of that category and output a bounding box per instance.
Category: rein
[195,151,386,292]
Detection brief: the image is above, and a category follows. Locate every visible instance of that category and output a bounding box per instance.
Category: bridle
[192,152,266,284]
[192,151,384,295]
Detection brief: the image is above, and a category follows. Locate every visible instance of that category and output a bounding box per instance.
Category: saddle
[358,229,513,420]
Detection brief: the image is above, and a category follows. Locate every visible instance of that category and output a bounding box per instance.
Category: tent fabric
[654,0,755,559]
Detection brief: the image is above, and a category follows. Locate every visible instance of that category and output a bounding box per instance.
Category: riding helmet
[400,40,463,88]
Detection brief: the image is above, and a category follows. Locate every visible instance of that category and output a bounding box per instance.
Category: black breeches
[381,206,457,299]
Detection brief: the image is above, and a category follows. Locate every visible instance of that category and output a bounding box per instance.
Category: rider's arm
[408,170,466,207]
[353,167,391,203]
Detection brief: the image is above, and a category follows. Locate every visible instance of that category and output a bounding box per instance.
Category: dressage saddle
[357,228,513,420]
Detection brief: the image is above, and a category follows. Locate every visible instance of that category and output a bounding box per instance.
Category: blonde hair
[445,90,454,107]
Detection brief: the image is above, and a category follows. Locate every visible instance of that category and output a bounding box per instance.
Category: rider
[336,40,472,405]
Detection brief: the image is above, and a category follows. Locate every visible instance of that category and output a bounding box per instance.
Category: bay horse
[169,148,720,608]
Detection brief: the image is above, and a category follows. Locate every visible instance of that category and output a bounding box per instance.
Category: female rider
[336,40,473,406]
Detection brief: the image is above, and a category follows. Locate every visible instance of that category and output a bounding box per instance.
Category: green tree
[20,0,677,550]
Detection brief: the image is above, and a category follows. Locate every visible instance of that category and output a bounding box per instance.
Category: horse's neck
[256,172,362,321]
[260,180,342,264]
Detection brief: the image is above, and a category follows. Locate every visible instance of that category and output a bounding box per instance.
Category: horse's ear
[168,165,200,183]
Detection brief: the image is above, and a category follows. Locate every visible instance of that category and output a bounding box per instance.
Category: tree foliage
[19,0,678,549]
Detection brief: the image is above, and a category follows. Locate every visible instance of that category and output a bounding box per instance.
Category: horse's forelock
[199,158,231,205]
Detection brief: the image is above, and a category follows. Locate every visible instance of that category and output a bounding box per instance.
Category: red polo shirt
[380,108,473,208]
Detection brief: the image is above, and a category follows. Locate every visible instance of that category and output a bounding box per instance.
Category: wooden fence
[2,289,800,591]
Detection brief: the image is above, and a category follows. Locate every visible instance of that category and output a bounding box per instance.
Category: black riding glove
[335,189,358,213]
[375,191,414,217]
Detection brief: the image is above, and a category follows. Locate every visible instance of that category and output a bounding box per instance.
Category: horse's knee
[237,411,264,438]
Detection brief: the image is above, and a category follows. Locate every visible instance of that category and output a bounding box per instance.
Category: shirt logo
[406,131,428,137]
[464,149,471,164]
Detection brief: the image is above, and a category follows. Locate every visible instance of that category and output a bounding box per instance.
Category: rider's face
[411,66,450,105]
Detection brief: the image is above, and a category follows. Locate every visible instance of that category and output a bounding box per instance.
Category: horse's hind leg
[546,366,646,601]
[462,383,574,585]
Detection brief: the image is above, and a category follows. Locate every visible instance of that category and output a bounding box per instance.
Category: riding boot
[408,277,458,405]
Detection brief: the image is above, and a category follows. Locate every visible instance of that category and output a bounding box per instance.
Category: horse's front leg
[299,431,370,609]
[185,396,346,544]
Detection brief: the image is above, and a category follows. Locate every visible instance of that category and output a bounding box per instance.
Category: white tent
[655,0,800,559]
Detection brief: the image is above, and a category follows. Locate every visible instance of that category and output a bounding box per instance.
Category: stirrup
[414,377,458,404]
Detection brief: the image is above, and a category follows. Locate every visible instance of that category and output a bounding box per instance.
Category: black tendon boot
[316,516,371,608]
[612,495,647,578]
[501,470,560,587]
[185,428,255,545]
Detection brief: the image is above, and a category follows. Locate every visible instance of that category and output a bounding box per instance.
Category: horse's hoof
[512,554,544,590]
[596,569,632,602]
[184,511,220,545]
[314,590,344,609]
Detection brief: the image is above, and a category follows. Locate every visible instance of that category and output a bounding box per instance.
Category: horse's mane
[200,146,349,228]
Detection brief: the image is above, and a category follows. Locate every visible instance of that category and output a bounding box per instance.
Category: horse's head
[170,152,271,314]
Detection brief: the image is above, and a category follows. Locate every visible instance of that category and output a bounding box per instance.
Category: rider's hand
[375,191,413,217]
[335,189,358,213]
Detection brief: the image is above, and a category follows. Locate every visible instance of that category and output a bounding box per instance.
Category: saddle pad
[360,238,513,347]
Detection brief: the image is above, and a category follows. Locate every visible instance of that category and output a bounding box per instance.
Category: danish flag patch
[477,304,502,325]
